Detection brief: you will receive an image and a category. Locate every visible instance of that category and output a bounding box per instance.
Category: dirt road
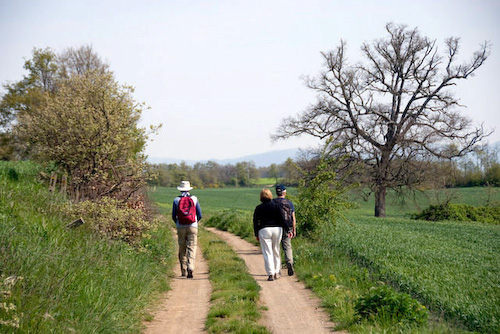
[144,228,342,333]
[207,227,341,334]
[143,245,211,334]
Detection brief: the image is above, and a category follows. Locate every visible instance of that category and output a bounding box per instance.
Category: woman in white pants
[253,188,285,281]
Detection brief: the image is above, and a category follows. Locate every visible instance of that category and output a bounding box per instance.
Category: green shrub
[292,140,354,237]
[411,203,500,224]
[67,197,158,244]
[355,285,429,325]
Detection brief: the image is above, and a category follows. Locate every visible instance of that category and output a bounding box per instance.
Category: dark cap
[275,185,286,195]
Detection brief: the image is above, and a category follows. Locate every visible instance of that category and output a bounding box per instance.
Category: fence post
[49,173,57,192]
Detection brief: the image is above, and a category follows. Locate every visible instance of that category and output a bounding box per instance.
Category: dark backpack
[275,198,293,230]
[177,196,196,224]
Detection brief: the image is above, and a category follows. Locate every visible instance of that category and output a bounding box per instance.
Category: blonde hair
[260,188,273,202]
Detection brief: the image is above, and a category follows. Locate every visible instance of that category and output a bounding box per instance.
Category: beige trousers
[177,226,198,272]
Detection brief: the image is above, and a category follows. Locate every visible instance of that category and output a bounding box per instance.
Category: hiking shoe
[187,269,193,279]
[181,269,187,277]
[267,275,274,281]
[274,273,281,280]
[287,263,294,276]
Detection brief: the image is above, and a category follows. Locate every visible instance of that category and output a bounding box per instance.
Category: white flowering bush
[67,197,158,244]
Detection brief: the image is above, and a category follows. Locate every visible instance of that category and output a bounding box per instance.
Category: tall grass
[0,161,175,333]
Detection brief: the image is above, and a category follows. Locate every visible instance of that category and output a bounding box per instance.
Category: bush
[292,140,354,237]
[67,197,158,244]
[411,203,500,224]
[355,285,429,325]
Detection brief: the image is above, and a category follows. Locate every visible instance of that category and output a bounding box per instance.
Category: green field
[150,185,500,333]
[148,186,265,216]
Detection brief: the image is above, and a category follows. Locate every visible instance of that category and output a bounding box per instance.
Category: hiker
[253,188,290,281]
[273,185,296,276]
[172,180,202,279]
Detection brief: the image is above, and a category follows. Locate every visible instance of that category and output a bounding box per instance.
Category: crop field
[148,186,264,216]
[326,218,499,333]
[150,185,500,333]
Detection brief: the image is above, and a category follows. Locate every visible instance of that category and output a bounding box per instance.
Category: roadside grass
[199,228,269,334]
[1,161,175,333]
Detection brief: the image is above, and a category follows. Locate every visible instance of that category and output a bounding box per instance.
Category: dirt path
[144,245,211,334]
[206,227,343,334]
[144,228,343,334]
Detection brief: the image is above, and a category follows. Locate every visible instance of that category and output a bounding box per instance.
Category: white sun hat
[177,180,193,191]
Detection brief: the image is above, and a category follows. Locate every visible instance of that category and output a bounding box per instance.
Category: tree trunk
[374,185,386,217]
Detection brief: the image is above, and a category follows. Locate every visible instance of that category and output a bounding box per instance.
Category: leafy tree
[4,46,157,201]
[0,48,59,159]
[14,69,154,200]
[292,139,353,236]
[235,161,258,186]
[281,157,300,185]
[268,163,279,183]
[274,23,490,217]
[1,46,110,159]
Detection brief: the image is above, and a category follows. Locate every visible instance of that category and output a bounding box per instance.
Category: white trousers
[258,227,283,276]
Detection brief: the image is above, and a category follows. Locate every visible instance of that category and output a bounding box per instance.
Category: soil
[144,227,344,334]
[143,246,211,334]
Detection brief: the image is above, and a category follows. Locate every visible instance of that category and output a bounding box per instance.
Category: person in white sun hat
[172,180,202,278]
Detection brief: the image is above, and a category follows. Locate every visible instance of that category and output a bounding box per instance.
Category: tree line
[147,158,301,188]
[148,144,500,190]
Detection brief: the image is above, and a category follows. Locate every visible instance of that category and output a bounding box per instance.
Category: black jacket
[253,199,284,237]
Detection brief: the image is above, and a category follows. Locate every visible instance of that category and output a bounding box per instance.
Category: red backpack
[177,196,196,224]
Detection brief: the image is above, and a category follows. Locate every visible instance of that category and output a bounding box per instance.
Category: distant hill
[148,148,299,167]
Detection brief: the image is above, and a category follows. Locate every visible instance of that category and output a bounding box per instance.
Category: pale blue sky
[1,0,499,161]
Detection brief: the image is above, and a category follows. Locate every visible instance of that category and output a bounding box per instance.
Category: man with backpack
[172,180,202,279]
[273,185,296,276]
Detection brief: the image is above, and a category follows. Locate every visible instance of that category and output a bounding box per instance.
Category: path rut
[144,245,211,334]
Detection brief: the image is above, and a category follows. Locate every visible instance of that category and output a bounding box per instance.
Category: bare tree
[58,45,109,78]
[273,23,490,217]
